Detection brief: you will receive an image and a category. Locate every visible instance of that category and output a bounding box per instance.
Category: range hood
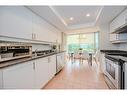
[113,23,127,34]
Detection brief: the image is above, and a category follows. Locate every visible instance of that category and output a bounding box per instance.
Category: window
[67,32,99,53]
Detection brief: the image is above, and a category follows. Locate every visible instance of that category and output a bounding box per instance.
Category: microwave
[0,43,32,62]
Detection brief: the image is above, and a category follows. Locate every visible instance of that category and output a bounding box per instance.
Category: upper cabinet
[110,8,127,43]
[110,9,127,33]
[0,7,33,40]
[0,6,61,43]
[33,13,60,43]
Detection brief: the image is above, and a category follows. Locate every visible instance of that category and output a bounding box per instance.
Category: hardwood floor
[44,59,109,89]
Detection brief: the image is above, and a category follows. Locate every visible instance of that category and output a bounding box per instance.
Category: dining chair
[93,50,100,64]
[73,51,81,62]
[81,50,90,63]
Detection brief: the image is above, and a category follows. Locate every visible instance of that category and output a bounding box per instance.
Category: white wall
[0,6,62,44]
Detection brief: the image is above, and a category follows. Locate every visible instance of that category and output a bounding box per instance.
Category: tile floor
[44,59,109,89]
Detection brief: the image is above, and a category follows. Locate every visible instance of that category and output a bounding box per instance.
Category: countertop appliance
[101,50,127,89]
[0,42,32,62]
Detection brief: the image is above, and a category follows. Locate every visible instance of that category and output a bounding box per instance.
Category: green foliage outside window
[67,32,99,53]
[68,43,94,53]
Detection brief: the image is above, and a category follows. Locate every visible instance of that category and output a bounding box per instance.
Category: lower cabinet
[1,54,57,89]
[0,70,3,88]
[125,63,127,89]
[3,61,35,89]
[34,57,49,88]
[61,52,65,66]
[34,55,56,88]
[100,53,106,74]
[48,55,56,79]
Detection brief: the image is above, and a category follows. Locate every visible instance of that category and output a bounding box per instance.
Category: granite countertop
[0,51,65,69]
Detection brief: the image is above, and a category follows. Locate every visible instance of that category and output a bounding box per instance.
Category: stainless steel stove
[101,50,127,89]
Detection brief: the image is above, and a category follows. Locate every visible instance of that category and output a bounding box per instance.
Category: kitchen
[0,6,127,89]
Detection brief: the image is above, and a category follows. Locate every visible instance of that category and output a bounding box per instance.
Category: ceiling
[27,6,126,32]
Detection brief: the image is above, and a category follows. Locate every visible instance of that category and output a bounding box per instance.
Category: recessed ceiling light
[70,17,74,21]
[86,13,90,17]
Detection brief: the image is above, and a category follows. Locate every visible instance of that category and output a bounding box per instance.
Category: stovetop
[101,50,127,62]
[106,55,127,62]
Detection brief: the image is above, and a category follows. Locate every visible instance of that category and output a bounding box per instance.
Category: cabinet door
[49,55,56,78]
[33,14,49,41]
[123,9,127,24]
[109,34,119,42]
[110,18,119,33]
[100,53,106,73]
[3,61,34,89]
[110,9,127,33]
[0,70,3,89]
[61,52,65,67]
[35,57,50,88]
[125,63,127,89]
[117,11,125,28]
[0,6,33,39]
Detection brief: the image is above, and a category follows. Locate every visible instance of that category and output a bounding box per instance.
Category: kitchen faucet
[34,49,38,57]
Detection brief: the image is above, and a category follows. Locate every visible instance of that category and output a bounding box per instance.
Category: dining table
[69,52,93,66]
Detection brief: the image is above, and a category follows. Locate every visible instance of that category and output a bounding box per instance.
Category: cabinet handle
[125,18,127,23]
[32,33,33,39]
[34,34,36,40]
[33,62,35,70]
[116,34,119,40]
[48,57,49,63]
[48,57,50,63]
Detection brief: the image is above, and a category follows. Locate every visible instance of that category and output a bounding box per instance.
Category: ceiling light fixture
[86,13,90,17]
[70,17,74,21]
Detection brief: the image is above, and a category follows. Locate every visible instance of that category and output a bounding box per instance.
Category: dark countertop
[101,50,127,64]
[0,51,66,69]
[100,50,127,56]
[100,50,127,53]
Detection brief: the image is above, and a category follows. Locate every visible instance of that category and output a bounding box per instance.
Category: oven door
[104,58,121,89]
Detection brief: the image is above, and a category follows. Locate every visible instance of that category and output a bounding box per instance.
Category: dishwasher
[56,53,65,74]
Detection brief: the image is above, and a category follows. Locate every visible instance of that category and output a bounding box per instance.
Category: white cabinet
[34,55,56,88]
[99,53,106,74]
[48,55,56,79]
[61,52,65,65]
[110,9,127,33]
[125,63,127,89]
[56,52,65,73]
[0,54,57,89]
[34,57,49,88]
[33,14,50,42]
[3,61,34,89]
[0,70,3,88]
[110,17,119,33]
[110,9,127,43]
[0,7,33,39]
[110,34,119,42]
